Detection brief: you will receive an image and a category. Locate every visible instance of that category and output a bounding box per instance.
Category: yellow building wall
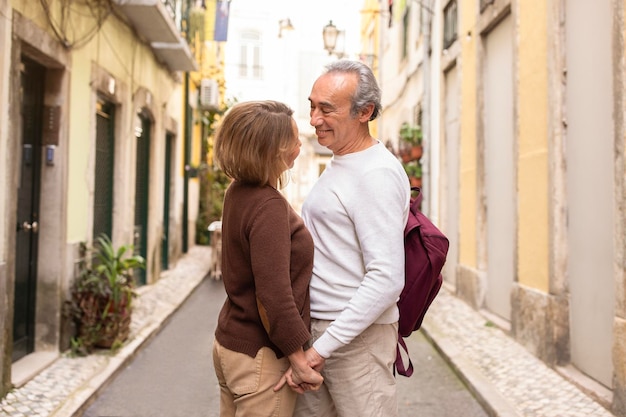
[67,20,177,242]
[517,1,549,292]
[66,53,92,243]
[13,1,181,243]
[458,3,477,267]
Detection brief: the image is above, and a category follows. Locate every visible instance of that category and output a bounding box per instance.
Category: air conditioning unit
[199,78,219,109]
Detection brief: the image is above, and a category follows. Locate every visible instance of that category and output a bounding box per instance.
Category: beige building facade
[373,0,626,414]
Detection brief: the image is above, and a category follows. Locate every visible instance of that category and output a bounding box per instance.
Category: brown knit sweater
[214,181,313,359]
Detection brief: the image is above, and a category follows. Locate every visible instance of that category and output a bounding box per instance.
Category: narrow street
[82,276,488,417]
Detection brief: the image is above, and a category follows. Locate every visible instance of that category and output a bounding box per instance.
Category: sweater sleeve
[249,197,311,356]
[312,165,409,358]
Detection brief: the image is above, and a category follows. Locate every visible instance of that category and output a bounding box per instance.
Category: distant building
[222,0,362,212]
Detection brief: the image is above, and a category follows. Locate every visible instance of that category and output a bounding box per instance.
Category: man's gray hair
[324,60,382,121]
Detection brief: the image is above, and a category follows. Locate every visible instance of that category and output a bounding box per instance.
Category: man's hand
[303,347,325,372]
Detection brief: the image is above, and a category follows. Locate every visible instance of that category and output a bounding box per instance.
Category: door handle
[18,221,38,233]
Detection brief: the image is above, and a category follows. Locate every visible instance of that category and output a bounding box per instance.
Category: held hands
[279,364,323,394]
[302,346,325,372]
[274,347,326,394]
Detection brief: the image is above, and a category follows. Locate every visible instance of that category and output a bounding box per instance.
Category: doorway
[161,133,174,271]
[13,56,45,361]
[134,112,151,285]
[483,14,515,321]
[93,98,115,242]
[565,0,615,387]
[442,64,459,287]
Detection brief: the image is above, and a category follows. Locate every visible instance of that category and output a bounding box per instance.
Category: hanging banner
[214,1,230,42]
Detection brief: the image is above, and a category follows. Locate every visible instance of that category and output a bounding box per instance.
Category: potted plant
[403,161,423,188]
[66,234,145,355]
[399,122,423,162]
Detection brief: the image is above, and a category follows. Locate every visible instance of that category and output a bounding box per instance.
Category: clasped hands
[274,347,325,394]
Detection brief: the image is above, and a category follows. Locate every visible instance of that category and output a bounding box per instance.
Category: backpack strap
[395,335,414,377]
[395,186,421,378]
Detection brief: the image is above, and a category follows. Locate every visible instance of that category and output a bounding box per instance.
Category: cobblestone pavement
[0,244,618,417]
[422,290,617,417]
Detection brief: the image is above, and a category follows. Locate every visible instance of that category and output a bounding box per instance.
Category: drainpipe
[183,72,190,253]
[421,0,433,215]
[182,0,192,253]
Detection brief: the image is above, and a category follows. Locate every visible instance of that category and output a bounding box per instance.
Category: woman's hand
[275,366,322,394]
[274,348,324,393]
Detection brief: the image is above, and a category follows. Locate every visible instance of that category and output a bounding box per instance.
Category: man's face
[308,72,360,155]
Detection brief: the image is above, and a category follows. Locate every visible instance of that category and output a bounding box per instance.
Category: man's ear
[359,103,375,122]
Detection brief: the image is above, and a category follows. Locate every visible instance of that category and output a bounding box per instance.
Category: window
[414,103,423,128]
[238,31,262,79]
[402,6,409,59]
[443,0,458,50]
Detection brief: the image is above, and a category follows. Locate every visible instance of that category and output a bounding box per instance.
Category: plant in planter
[398,122,423,162]
[66,234,145,355]
[403,160,423,188]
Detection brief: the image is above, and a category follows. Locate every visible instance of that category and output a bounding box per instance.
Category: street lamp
[322,20,339,54]
[322,20,346,58]
[278,18,294,38]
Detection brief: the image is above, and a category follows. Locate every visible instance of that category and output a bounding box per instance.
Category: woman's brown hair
[214,100,295,188]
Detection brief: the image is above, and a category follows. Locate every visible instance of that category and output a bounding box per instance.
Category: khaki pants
[213,339,297,416]
[293,320,399,417]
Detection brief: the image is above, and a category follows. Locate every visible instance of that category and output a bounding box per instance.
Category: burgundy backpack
[395,187,449,377]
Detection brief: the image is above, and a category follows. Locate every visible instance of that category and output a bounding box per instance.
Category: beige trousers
[213,339,297,417]
[293,320,399,417]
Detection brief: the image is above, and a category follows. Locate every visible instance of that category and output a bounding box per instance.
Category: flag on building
[214,1,230,42]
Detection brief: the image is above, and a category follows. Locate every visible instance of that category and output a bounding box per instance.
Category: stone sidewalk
[0,244,618,417]
[0,246,212,417]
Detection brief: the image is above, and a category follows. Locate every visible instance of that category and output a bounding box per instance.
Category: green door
[93,98,115,241]
[161,133,173,270]
[13,57,45,361]
[133,113,150,285]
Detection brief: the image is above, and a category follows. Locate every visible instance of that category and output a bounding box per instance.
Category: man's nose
[310,111,322,127]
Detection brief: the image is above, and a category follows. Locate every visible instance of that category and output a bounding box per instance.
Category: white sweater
[302,141,410,358]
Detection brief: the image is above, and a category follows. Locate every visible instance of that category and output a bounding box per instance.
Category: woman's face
[284,118,302,169]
